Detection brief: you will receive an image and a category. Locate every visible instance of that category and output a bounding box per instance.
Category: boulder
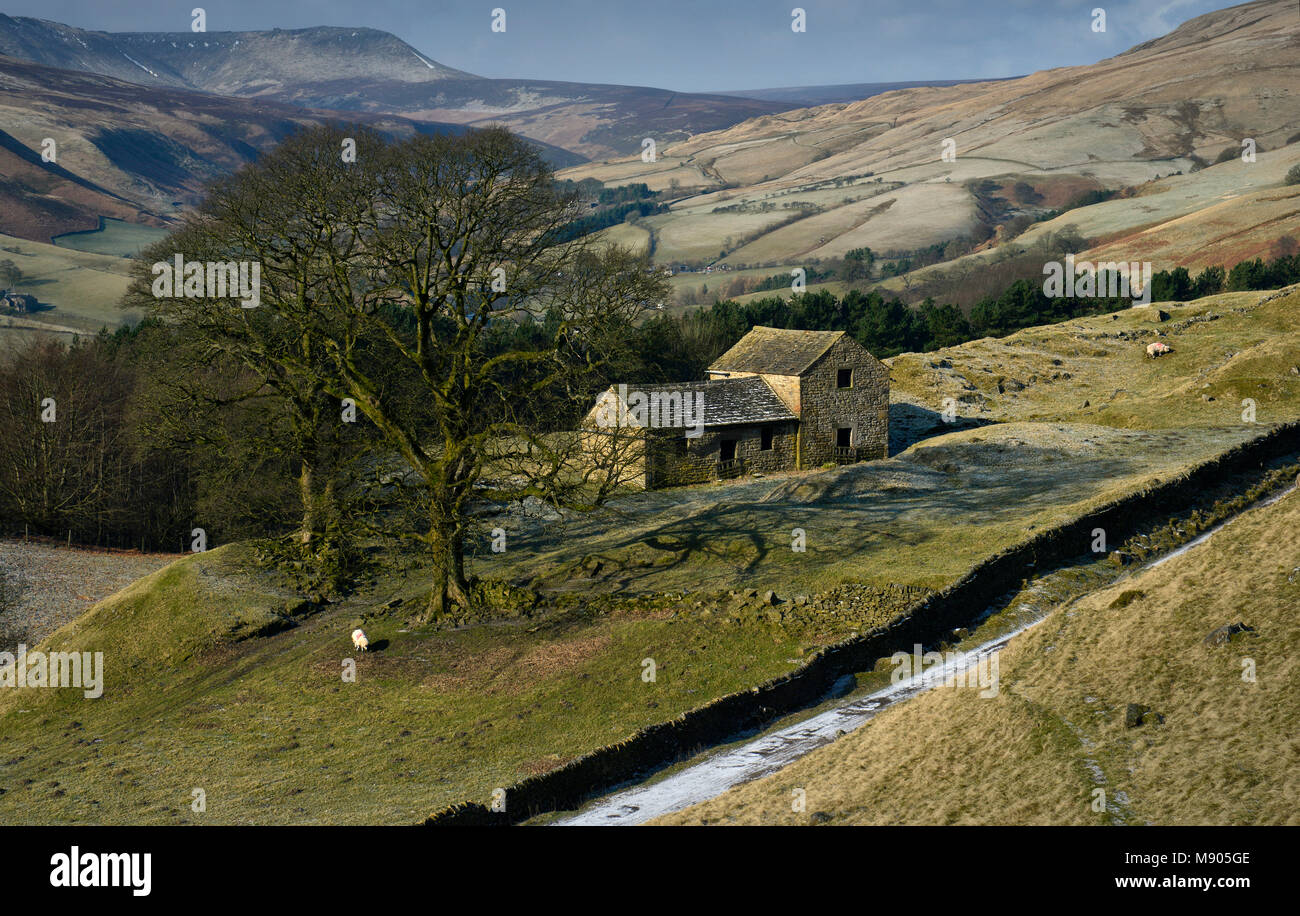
[1203,622,1256,647]
[1125,703,1163,728]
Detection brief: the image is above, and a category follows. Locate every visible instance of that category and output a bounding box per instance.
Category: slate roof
[709,326,845,376]
[614,376,796,428]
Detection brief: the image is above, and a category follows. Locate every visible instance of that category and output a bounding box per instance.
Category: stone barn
[584,326,889,488]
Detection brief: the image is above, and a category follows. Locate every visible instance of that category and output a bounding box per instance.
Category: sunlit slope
[657,480,1300,825]
[560,0,1300,269]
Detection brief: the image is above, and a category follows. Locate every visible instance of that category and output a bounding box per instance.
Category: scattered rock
[762,590,779,605]
[1125,703,1163,728]
[1108,550,1134,567]
[1108,589,1145,609]
[1203,622,1256,647]
[793,595,809,606]
[1150,309,1171,322]
[951,627,969,639]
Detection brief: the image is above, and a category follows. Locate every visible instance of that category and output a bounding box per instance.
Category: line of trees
[640,250,1300,369]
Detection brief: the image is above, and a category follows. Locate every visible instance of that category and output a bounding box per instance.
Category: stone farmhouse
[0,289,38,313]
[584,326,889,488]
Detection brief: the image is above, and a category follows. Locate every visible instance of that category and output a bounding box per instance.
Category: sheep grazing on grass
[1146,341,1173,358]
[351,628,369,652]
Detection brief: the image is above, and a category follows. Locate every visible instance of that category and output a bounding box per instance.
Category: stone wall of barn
[647,421,798,488]
[577,427,651,489]
[795,336,889,466]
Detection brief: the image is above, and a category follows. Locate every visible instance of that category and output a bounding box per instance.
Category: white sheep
[351,628,369,652]
[1146,341,1173,358]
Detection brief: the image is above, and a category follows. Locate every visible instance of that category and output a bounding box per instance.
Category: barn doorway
[720,439,737,462]
[836,427,852,449]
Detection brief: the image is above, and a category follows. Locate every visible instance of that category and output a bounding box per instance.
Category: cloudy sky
[2,0,1236,91]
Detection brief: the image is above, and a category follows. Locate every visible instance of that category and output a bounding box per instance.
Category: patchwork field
[559,1,1300,274]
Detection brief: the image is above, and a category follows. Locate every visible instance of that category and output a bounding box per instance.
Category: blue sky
[2,0,1238,91]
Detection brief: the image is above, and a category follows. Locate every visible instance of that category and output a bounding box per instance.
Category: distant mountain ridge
[0,17,471,92]
[709,78,1020,108]
[0,15,788,159]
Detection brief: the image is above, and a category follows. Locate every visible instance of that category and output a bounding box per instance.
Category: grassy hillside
[656,480,1300,825]
[560,0,1300,278]
[2,286,1296,823]
[0,544,878,823]
[0,230,135,336]
[887,287,1300,433]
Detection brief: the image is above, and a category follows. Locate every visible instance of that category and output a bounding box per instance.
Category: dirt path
[0,539,178,645]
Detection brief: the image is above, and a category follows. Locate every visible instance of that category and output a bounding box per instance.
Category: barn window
[760,427,774,451]
[837,368,853,388]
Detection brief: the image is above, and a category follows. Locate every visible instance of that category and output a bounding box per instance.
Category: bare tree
[129,124,665,619]
[317,128,666,618]
[125,126,387,579]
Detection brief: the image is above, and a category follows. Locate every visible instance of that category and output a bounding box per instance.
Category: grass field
[1,286,1297,823]
[52,218,169,258]
[0,231,135,335]
[0,545,879,823]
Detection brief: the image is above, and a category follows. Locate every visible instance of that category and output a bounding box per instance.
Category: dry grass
[656,487,1300,825]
